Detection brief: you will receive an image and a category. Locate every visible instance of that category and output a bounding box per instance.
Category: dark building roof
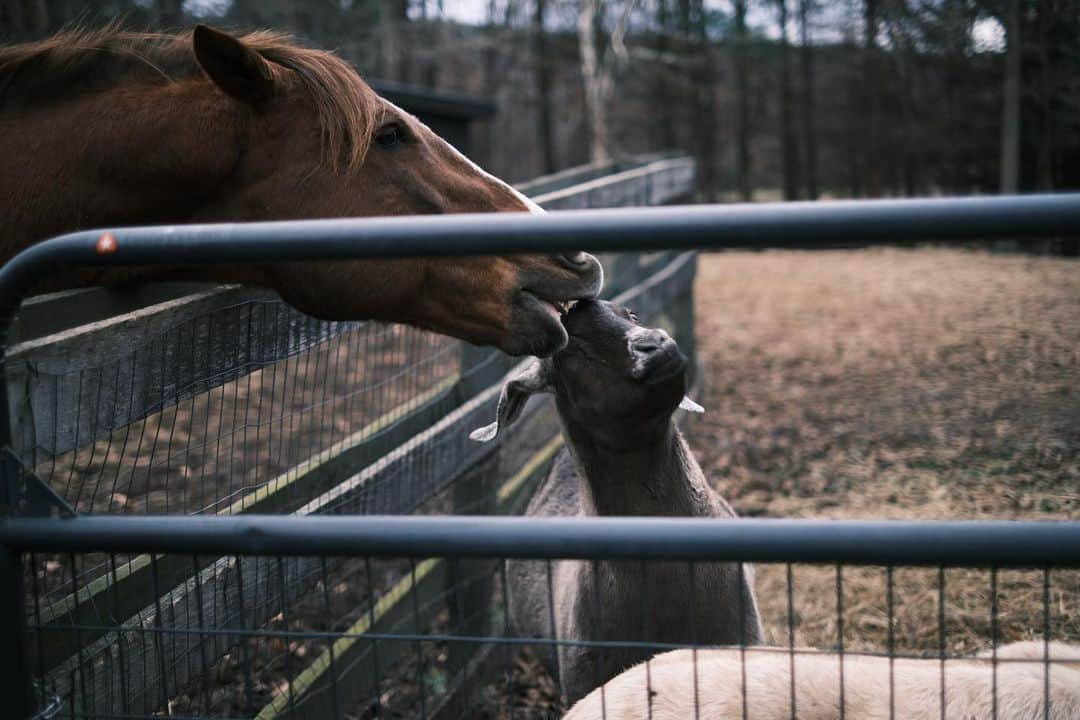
[368,80,494,155]
[369,80,496,121]
[368,80,493,156]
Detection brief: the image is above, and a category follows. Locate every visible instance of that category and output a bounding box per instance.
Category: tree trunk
[733,0,753,200]
[673,0,689,34]
[895,27,919,197]
[434,1,455,89]
[2,1,28,41]
[653,0,679,150]
[30,0,49,34]
[999,0,1021,194]
[692,0,717,200]
[423,6,443,88]
[799,0,818,199]
[378,0,408,82]
[862,0,881,196]
[154,0,186,27]
[534,0,558,174]
[778,0,800,200]
[482,0,501,173]
[846,50,861,196]
[1035,1,1055,191]
[578,0,612,164]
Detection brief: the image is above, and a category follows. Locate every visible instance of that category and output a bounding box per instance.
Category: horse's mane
[0,24,378,171]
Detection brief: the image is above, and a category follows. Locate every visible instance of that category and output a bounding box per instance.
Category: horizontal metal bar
[1,195,1077,308]
[2,515,1078,567]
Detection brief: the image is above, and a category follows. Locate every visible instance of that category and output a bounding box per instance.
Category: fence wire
[3,170,1078,720]
[22,544,1080,720]
[13,248,691,695]
[14,311,458,614]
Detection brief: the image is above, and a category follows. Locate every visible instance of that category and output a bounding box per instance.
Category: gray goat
[471,299,764,706]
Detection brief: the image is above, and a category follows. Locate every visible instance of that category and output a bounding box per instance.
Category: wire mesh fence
[1,175,1078,719]
[6,517,1079,719]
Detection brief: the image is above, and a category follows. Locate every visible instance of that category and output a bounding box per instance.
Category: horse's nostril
[559,252,590,269]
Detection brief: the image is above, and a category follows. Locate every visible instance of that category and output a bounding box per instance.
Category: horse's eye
[375,122,407,149]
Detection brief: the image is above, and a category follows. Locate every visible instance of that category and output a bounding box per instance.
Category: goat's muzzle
[629,329,686,384]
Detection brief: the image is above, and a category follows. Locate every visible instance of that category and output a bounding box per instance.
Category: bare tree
[799,0,818,198]
[578,0,638,163]
[154,0,185,27]
[1034,0,1056,190]
[377,0,409,82]
[733,0,753,200]
[1,1,32,40]
[694,0,719,200]
[578,0,611,162]
[777,0,800,199]
[863,0,881,196]
[886,5,922,196]
[534,0,558,174]
[998,0,1021,193]
[12,0,1080,208]
[653,0,680,150]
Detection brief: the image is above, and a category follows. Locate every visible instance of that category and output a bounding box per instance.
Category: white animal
[564,641,1080,719]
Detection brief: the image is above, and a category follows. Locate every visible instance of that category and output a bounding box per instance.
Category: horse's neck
[2,83,251,280]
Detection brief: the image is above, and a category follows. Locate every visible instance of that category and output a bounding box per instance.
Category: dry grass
[687,248,1079,655]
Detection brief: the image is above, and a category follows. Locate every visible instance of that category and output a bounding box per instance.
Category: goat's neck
[563,421,712,517]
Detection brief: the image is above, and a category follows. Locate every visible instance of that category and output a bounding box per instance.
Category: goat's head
[470,300,703,444]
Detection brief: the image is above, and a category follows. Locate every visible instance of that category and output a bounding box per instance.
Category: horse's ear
[193,25,274,106]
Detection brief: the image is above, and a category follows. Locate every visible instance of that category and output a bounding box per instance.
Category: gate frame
[3,192,1080,719]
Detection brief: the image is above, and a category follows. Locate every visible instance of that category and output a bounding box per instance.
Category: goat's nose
[630,330,670,356]
[628,328,685,382]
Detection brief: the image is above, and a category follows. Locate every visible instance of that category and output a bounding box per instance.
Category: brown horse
[0,24,602,356]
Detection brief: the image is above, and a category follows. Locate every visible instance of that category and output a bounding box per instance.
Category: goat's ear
[193,25,275,106]
[470,358,552,442]
[679,396,704,413]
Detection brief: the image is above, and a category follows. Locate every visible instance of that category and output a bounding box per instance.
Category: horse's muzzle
[556,252,594,271]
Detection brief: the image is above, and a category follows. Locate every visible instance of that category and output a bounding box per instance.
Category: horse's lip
[520,290,576,316]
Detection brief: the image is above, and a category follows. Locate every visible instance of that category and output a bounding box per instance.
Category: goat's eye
[374,122,407,149]
[628,310,640,324]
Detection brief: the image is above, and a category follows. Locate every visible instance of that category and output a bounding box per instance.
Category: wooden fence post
[0,544,34,719]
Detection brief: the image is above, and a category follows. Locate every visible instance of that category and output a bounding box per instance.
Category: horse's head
[187,26,602,356]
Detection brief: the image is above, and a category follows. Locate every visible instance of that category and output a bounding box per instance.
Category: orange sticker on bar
[95,232,117,254]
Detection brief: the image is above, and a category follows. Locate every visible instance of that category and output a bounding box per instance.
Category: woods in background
[3,0,1078,199]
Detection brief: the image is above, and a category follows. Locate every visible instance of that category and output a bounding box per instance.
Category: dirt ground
[688,248,1078,656]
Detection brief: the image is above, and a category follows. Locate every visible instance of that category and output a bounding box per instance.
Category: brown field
[688,248,1079,656]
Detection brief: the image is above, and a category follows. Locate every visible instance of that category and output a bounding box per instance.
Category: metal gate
[2,192,1079,719]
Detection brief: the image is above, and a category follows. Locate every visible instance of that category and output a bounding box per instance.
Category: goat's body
[508,431,764,705]
[564,642,1080,720]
